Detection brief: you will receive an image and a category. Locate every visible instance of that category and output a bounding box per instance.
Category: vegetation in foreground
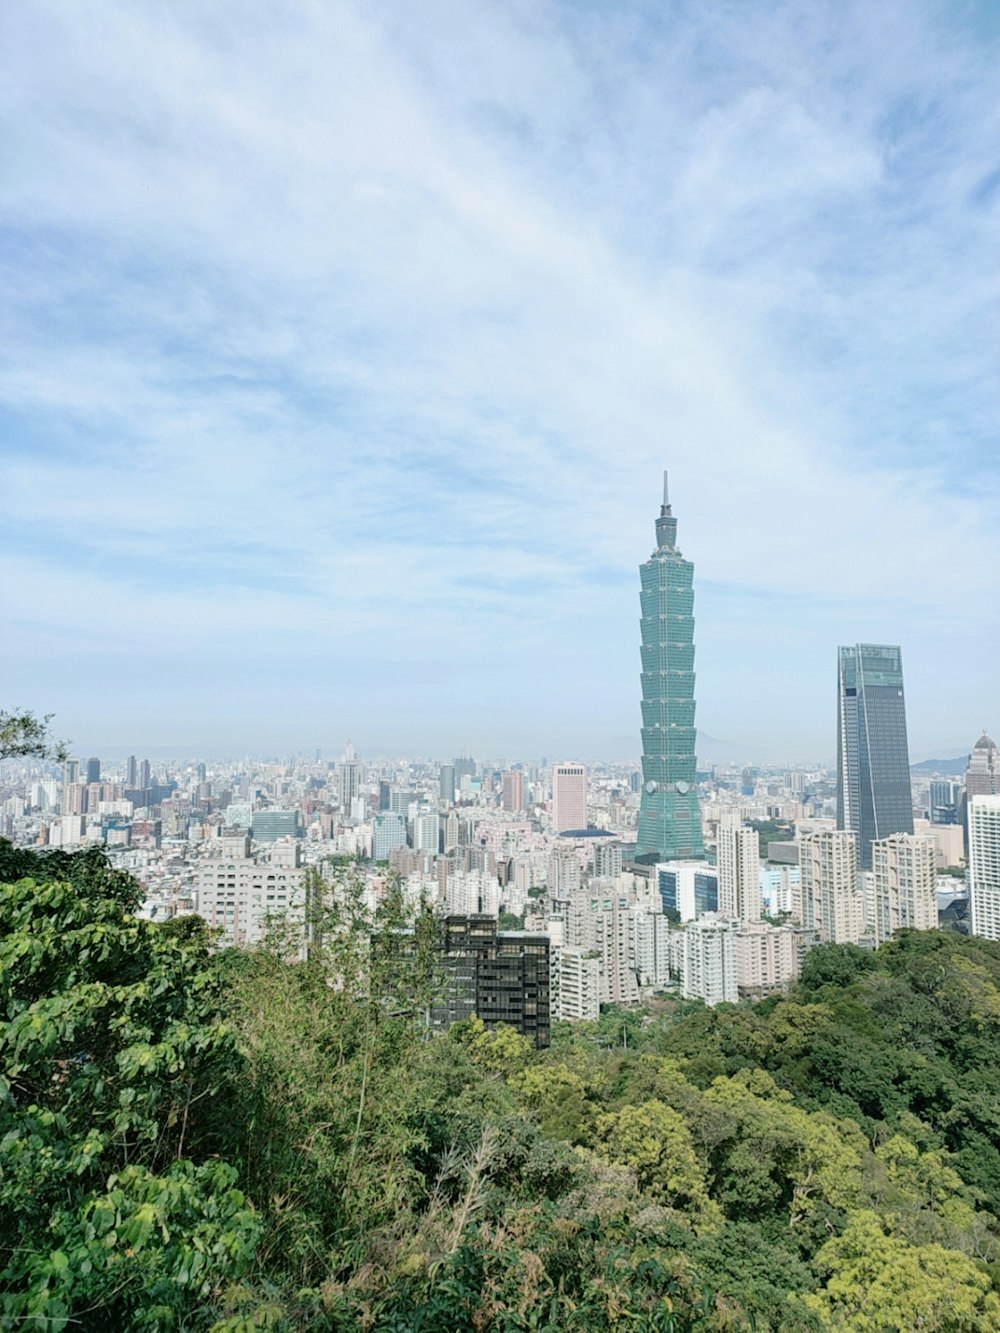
[2,839,1000,1330]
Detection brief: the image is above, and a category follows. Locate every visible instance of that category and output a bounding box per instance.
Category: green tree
[0,843,257,1328]
[803,1210,1000,1331]
[596,1099,719,1225]
[0,709,68,761]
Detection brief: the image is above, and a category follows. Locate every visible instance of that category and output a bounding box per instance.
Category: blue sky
[2,0,997,762]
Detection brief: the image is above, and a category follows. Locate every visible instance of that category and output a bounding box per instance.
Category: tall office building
[501,770,524,813]
[552,763,587,833]
[125,755,138,787]
[966,733,999,797]
[836,644,913,871]
[85,757,101,785]
[969,796,1000,941]
[372,811,407,861]
[439,764,456,803]
[636,474,704,862]
[717,813,761,922]
[251,810,301,843]
[656,861,718,922]
[929,780,959,824]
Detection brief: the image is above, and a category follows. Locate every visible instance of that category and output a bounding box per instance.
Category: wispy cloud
[2,0,997,758]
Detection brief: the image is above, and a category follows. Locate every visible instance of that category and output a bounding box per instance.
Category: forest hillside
[2,840,999,1330]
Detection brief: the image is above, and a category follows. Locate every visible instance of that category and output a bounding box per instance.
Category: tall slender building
[801,829,863,944]
[871,833,937,945]
[501,770,524,813]
[836,644,913,871]
[636,473,704,862]
[966,732,999,797]
[717,812,761,922]
[552,763,587,833]
[970,795,1000,941]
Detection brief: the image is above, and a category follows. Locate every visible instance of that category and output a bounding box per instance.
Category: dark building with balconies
[432,914,550,1048]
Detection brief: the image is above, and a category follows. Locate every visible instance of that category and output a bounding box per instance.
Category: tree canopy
[3,840,1000,1329]
[0,710,68,762]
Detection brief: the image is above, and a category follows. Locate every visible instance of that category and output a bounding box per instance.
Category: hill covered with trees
[3,839,1000,1330]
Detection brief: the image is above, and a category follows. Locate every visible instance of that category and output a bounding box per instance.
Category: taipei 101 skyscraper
[636,473,705,862]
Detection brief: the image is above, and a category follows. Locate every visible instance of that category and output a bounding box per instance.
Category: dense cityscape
[3,480,994,1040]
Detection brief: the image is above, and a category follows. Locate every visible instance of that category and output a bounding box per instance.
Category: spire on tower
[661,470,672,515]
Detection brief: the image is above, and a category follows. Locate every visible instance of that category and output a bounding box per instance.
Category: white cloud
[2,0,997,755]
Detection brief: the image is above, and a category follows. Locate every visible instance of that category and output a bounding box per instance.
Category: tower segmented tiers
[636,473,704,862]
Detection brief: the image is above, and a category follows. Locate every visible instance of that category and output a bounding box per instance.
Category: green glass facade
[636,476,705,861]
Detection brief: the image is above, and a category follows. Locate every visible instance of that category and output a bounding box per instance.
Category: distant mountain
[911,755,968,776]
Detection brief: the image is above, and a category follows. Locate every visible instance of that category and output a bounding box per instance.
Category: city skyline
[3,3,998,758]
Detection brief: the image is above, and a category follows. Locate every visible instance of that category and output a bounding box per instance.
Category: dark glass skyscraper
[836,643,913,870]
[636,474,704,862]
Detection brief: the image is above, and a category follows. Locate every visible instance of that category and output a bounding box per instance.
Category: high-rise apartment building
[195,846,306,953]
[412,809,440,854]
[681,914,738,1006]
[717,813,761,922]
[637,474,704,861]
[871,833,937,945]
[969,796,1000,941]
[501,770,524,813]
[733,922,799,998]
[593,841,623,879]
[552,763,587,833]
[570,888,641,1005]
[443,810,460,853]
[63,783,88,816]
[836,644,913,870]
[547,919,600,1022]
[800,829,863,944]
[548,844,582,897]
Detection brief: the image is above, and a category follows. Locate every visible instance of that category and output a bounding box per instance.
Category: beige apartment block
[718,811,762,921]
[800,829,864,945]
[195,847,306,953]
[871,833,938,945]
[734,921,799,998]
